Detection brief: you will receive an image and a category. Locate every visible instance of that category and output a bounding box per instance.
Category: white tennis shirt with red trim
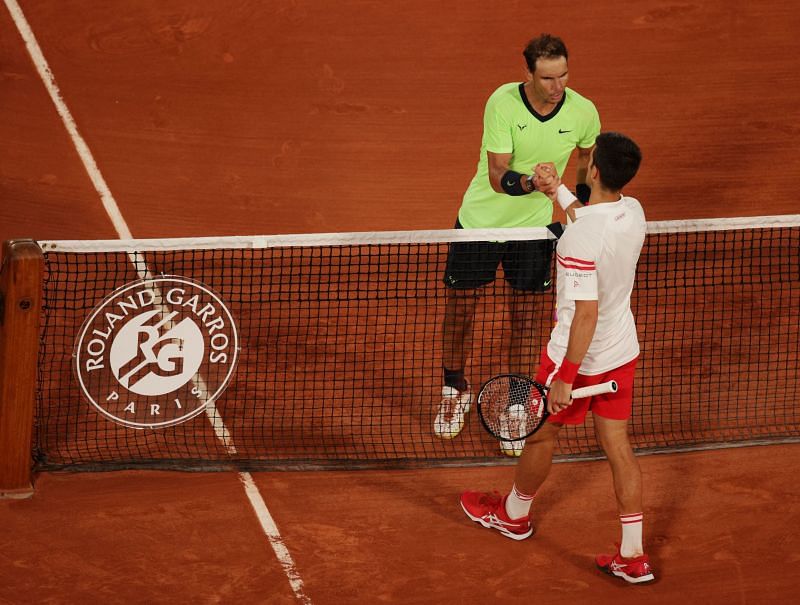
[547,195,647,374]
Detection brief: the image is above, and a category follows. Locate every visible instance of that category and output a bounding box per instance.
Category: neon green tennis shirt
[458,83,600,229]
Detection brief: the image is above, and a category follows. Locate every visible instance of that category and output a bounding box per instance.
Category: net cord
[37,214,800,253]
[41,228,554,253]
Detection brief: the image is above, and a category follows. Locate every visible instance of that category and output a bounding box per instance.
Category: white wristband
[556,184,578,211]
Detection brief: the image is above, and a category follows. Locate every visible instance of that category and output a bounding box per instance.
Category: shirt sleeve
[557,227,599,300]
[482,90,513,154]
[577,101,601,149]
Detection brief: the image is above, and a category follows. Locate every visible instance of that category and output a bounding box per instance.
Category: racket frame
[476,374,618,442]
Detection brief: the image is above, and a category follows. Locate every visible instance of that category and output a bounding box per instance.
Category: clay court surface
[1,1,799,603]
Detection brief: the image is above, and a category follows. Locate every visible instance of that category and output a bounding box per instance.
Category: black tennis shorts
[443,219,554,292]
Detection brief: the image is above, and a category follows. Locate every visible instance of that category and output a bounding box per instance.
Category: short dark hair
[592,132,642,191]
[522,34,568,72]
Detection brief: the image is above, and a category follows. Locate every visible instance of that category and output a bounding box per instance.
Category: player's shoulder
[489,82,522,97]
[600,197,647,241]
[623,194,644,209]
[564,87,595,106]
[560,218,600,255]
[621,196,647,224]
[564,88,599,115]
[486,82,523,107]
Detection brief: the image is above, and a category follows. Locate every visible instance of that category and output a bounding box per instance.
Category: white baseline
[4,2,311,602]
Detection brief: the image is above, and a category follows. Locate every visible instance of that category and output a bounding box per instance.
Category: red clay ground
[2,445,799,604]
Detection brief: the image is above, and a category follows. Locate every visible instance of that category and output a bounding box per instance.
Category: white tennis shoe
[433,386,472,439]
[499,403,527,457]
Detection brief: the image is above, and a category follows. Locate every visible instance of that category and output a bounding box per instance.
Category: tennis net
[13,215,800,471]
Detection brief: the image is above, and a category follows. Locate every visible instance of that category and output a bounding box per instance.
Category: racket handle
[571,380,618,399]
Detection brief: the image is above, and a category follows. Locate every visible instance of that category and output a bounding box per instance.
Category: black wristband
[500,170,528,196]
[576,183,591,204]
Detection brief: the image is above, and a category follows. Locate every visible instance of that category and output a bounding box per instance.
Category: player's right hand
[533,162,560,200]
[547,379,573,414]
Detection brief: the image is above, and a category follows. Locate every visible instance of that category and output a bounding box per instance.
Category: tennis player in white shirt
[461,132,655,584]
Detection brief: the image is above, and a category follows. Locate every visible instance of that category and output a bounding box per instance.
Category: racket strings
[480,376,546,441]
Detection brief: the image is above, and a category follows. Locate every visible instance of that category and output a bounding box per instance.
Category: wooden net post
[0,240,43,498]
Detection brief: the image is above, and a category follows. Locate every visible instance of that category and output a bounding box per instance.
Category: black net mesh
[32,222,800,470]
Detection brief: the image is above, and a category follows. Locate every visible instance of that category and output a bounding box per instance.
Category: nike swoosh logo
[505,180,516,187]
[558,129,572,134]
[543,279,552,288]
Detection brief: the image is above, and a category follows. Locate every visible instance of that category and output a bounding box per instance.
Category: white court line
[4,1,311,602]
[3,0,131,240]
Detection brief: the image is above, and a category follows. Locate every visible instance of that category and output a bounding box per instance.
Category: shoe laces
[440,400,456,421]
[440,391,466,419]
[478,490,503,509]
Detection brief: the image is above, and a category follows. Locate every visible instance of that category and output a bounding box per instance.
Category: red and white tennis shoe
[596,546,655,584]
[460,490,533,540]
[434,386,472,439]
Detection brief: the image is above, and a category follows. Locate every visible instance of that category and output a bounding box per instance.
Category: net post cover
[0,240,43,498]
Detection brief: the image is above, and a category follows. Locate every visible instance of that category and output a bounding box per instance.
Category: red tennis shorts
[534,349,638,424]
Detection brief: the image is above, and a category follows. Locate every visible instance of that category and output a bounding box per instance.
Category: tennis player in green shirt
[434,34,601,455]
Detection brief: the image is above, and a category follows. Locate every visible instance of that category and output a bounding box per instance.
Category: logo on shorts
[74,276,239,429]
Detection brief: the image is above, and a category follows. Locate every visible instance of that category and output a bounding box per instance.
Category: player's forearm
[563,301,598,368]
[575,166,589,191]
[575,148,591,186]
[489,166,535,195]
[549,301,598,408]
[486,152,536,195]
[487,151,508,193]
[555,184,581,222]
[574,147,593,204]
[488,163,514,193]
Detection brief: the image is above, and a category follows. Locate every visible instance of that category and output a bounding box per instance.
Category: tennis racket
[477,374,618,442]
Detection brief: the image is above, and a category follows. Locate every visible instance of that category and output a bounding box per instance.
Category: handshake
[532,162,579,211]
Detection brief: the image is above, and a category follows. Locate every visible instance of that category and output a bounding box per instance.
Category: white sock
[620,512,644,558]
[505,484,535,519]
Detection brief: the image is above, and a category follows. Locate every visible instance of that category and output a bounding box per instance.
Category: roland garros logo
[74,277,239,429]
